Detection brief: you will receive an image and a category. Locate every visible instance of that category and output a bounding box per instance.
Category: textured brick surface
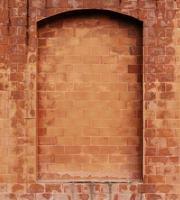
[37,12,143,181]
[0,0,179,199]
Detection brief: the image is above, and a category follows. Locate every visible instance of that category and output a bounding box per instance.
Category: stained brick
[0,0,178,199]
[28,184,44,193]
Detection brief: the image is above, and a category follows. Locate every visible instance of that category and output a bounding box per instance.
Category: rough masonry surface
[0,0,179,200]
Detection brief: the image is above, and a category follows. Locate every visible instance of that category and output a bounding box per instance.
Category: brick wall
[0,0,179,200]
[37,11,143,181]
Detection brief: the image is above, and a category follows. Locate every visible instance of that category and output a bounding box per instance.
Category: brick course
[0,0,179,200]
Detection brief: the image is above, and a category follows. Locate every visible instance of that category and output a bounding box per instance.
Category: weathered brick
[0,0,178,199]
[28,184,44,193]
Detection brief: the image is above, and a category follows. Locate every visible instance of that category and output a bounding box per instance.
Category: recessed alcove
[37,10,143,181]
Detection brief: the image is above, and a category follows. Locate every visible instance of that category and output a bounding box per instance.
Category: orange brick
[147,175,165,183]
[109,155,127,163]
[83,146,100,154]
[72,155,90,164]
[38,137,57,145]
[64,146,82,154]
[28,184,44,193]
[54,155,72,163]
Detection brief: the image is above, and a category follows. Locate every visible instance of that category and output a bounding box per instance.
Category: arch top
[37,8,143,27]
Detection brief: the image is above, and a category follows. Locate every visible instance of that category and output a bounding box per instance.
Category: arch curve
[37,8,143,27]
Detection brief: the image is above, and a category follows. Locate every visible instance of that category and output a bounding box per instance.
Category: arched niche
[37,9,143,182]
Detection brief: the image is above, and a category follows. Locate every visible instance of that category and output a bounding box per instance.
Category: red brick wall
[0,0,179,199]
[37,11,143,181]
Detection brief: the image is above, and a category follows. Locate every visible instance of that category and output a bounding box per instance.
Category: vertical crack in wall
[155,0,158,9]
[26,0,29,46]
[7,0,11,34]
